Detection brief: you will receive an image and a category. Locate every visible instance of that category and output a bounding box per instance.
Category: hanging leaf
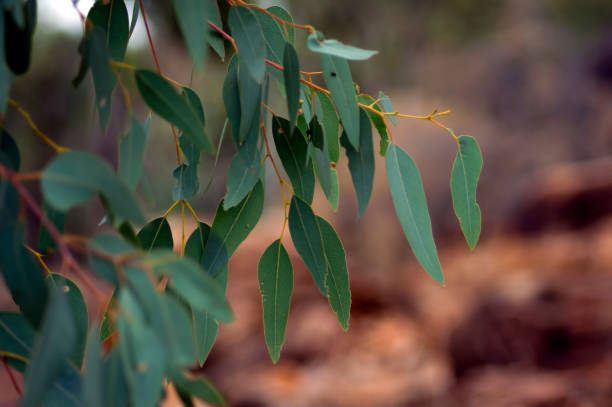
[202,0,225,59]
[258,239,293,363]
[283,43,300,131]
[341,109,375,218]
[267,6,294,44]
[86,0,129,62]
[172,163,199,201]
[307,31,377,61]
[88,234,136,286]
[316,216,351,331]
[137,217,173,251]
[88,27,116,128]
[135,69,213,153]
[41,151,145,224]
[238,58,263,145]
[0,129,20,171]
[0,223,48,328]
[315,91,340,162]
[252,7,285,81]
[321,54,360,150]
[118,116,149,191]
[171,0,209,70]
[386,144,443,283]
[224,151,263,210]
[21,287,76,407]
[272,116,315,204]
[201,181,264,277]
[222,56,241,143]
[170,371,226,406]
[450,135,483,250]
[228,6,265,82]
[48,274,88,368]
[82,326,103,407]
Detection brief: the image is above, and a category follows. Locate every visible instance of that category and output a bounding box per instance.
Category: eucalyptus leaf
[171,0,209,70]
[450,135,483,250]
[228,6,265,82]
[118,116,149,190]
[307,31,377,60]
[137,217,173,251]
[386,144,443,283]
[283,43,300,131]
[315,91,340,162]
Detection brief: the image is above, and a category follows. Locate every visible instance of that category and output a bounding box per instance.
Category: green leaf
[0,312,35,372]
[316,216,351,331]
[37,200,65,254]
[171,0,209,70]
[102,348,130,407]
[252,8,285,67]
[201,181,264,277]
[184,222,211,263]
[86,0,129,61]
[172,163,199,201]
[258,239,293,363]
[202,0,224,59]
[4,0,36,75]
[272,116,315,204]
[137,217,173,251]
[357,94,389,156]
[43,365,82,407]
[378,91,396,125]
[238,59,263,145]
[450,135,483,250]
[0,223,48,328]
[145,251,234,322]
[321,54,360,150]
[222,56,241,143]
[135,69,213,153]
[88,234,136,286]
[0,129,20,170]
[118,115,149,190]
[48,274,88,368]
[283,43,300,131]
[22,287,76,407]
[228,6,265,82]
[386,144,443,283]
[82,325,103,407]
[170,371,226,406]
[288,196,326,294]
[224,151,263,210]
[307,31,377,61]
[41,151,145,224]
[315,91,340,163]
[267,6,294,43]
[88,26,116,128]
[341,109,375,218]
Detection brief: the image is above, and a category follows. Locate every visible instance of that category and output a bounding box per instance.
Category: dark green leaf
[222,56,241,143]
[184,222,211,263]
[283,43,300,131]
[229,6,265,81]
[88,26,116,128]
[86,0,129,61]
[172,0,209,70]
[341,109,375,218]
[321,54,360,150]
[272,116,314,204]
[450,135,483,250]
[137,217,173,251]
[202,0,224,59]
[386,144,443,283]
[316,216,350,330]
[0,129,20,170]
[201,181,264,277]
[118,115,149,190]
[238,59,262,145]
[0,312,34,371]
[0,223,47,328]
[82,326,103,407]
[22,287,76,407]
[48,274,88,368]
[307,31,377,60]
[135,69,213,153]
[357,94,389,156]
[315,91,340,163]
[4,0,36,75]
[38,200,65,254]
[41,151,145,224]
[258,239,293,363]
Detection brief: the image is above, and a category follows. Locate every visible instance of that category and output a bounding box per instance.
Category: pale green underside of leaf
[450,135,483,250]
[385,144,443,284]
[307,31,377,60]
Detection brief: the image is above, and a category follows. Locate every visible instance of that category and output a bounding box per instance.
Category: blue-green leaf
[135,69,213,153]
[172,163,199,201]
[378,91,396,125]
[118,116,149,190]
[321,54,360,150]
[238,58,263,145]
[170,371,226,406]
[283,43,300,131]
[228,6,265,82]
[386,144,443,283]
[82,326,103,407]
[266,6,294,44]
[341,109,374,218]
[37,200,65,254]
[272,116,314,204]
[171,0,209,70]
[258,239,293,363]
[450,135,483,250]
[202,0,224,59]
[41,151,145,224]
[224,151,263,210]
[357,94,389,156]
[315,91,340,163]
[0,312,34,372]
[137,217,173,251]
[307,31,377,60]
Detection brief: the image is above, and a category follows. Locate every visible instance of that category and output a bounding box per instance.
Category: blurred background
[2,0,612,405]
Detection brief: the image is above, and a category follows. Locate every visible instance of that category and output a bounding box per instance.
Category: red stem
[2,357,22,396]
[138,0,162,74]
